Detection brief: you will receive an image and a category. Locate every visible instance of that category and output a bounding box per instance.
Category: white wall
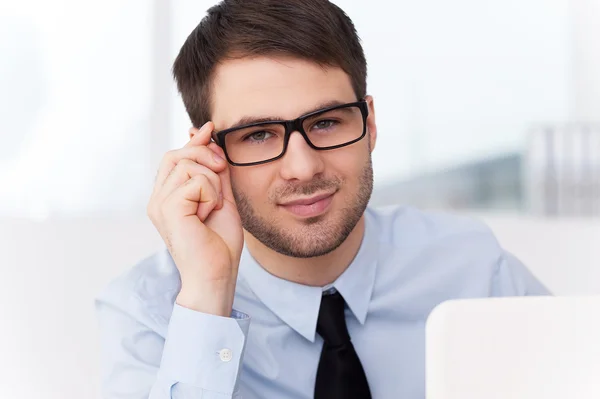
[0,218,163,398]
[0,214,598,398]
[0,0,155,218]
[571,0,600,121]
[344,0,572,178]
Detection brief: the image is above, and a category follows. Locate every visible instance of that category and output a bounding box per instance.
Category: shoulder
[366,204,506,286]
[367,205,499,251]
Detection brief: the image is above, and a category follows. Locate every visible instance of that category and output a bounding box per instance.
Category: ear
[364,95,377,152]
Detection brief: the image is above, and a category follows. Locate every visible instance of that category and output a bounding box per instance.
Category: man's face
[211,55,377,258]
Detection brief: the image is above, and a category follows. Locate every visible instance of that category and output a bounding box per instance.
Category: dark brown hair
[172,0,367,128]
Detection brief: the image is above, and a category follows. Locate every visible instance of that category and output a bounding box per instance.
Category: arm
[491,250,553,297]
[108,121,248,398]
[96,298,250,399]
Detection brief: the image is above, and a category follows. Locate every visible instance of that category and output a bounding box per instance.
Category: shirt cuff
[159,304,250,395]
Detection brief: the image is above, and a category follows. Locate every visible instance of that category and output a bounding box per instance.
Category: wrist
[176,282,234,317]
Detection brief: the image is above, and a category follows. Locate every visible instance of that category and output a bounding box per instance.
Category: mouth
[278,191,336,218]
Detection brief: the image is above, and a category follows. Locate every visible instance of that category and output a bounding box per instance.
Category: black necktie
[314,291,372,399]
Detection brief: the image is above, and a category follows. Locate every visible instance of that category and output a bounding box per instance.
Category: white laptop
[425,296,600,399]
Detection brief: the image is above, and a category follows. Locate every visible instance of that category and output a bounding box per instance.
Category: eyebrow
[225,100,349,130]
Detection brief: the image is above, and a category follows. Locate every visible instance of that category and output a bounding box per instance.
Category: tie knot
[316,291,351,347]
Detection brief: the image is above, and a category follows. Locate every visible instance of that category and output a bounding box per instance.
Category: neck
[244,216,366,287]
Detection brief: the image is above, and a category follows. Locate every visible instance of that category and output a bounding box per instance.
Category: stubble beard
[232,156,374,258]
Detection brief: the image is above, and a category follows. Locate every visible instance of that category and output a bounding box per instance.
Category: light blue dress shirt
[95,205,550,399]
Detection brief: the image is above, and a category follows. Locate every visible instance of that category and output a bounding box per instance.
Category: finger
[154,145,226,191]
[163,174,220,223]
[158,159,223,209]
[207,142,236,206]
[185,121,214,149]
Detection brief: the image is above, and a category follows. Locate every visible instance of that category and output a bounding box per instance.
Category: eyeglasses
[214,100,369,166]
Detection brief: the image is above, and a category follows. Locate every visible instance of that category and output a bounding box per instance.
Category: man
[95,1,550,398]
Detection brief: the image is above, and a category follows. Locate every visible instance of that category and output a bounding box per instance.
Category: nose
[278,131,325,182]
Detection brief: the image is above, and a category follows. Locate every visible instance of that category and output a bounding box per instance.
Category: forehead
[211,55,356,130]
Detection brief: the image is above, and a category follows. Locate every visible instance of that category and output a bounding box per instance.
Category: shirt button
[219,348,233,362]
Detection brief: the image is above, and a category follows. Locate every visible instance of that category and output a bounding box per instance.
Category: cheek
[230,168,273,200]
[329,148,367,177]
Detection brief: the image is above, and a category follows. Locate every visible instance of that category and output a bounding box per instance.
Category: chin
[276,235,345,258]
[271,216,350,257]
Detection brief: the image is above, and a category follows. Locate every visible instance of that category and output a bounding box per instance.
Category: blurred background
[0,0,599,398]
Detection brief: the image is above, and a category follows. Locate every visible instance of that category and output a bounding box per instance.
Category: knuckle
[146,204,154,221]
[146,197,157,214]
[146,201,160,220]
[146,201,154,216]
[162,150,178,165]
[178,158,194,167]
[147,203,161,226]
[169,160,190,177]
[171,160,185,172]
[192,173,209,183]
[213,178,222,192]
[192,145,214,162]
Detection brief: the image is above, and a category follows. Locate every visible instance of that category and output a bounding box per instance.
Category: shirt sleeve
[491,250,553,297]
[95,298,250,399]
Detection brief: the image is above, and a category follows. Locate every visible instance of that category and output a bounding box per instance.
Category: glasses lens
[302,105,364,148]
[224,123,286,164]
[222,104,365,165]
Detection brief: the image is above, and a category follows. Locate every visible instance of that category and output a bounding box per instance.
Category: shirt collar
[239,210,379,342]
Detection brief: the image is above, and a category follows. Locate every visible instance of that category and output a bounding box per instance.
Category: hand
[147,122,243,316]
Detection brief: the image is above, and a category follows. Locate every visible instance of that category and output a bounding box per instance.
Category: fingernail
[200,121,211,133]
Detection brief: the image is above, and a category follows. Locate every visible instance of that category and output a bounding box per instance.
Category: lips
[278,192,336,218]
[279,192,335,206]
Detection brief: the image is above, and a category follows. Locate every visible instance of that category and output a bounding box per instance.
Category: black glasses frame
[214,100,369,166]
